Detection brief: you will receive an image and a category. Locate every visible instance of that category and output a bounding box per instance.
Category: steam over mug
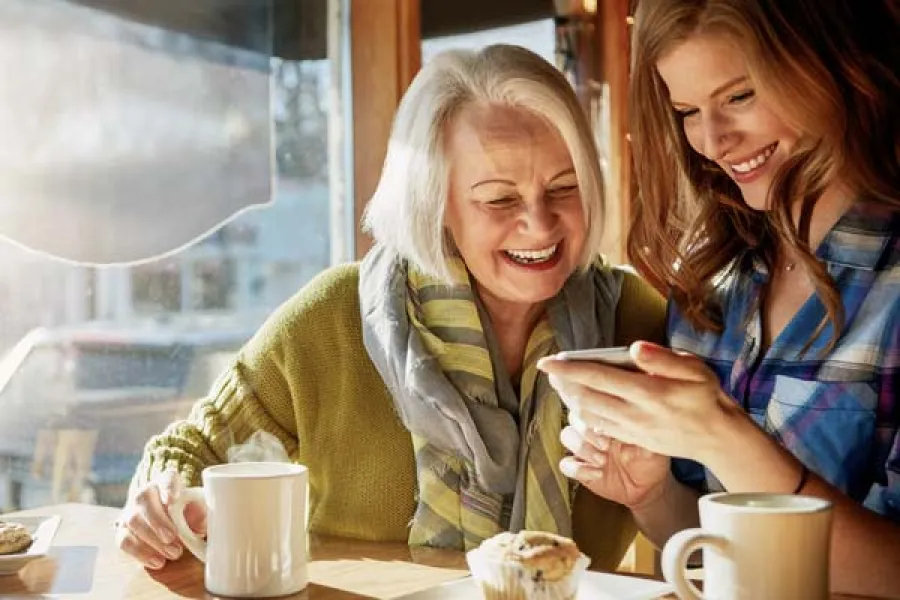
[167,462,308,598]
[662,492,833,600]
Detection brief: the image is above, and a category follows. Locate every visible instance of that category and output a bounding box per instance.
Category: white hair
[362,44,606,283]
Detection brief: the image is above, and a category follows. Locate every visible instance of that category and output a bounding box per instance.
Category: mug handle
[166,487,207,562]
[661,528,729,600]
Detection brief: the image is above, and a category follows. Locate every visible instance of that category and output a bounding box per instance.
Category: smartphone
[554,346,639,371]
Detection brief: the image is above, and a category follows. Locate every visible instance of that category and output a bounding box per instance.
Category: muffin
[466,530,590,600]
[0,521,32,555]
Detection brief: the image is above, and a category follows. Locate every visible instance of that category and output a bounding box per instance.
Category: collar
[749,201,898,277]
[814,201,898,271]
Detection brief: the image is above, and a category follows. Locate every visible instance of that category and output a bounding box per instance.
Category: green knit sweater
[132,262,665,570]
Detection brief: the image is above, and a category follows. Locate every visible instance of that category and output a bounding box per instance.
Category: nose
[519,195,558,234]
[700,111,737,161]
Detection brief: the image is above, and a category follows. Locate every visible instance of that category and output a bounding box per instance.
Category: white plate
[396,570,674,600]
[0,515,62,575]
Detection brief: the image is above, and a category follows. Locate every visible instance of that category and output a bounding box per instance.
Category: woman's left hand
[539,341,739,463]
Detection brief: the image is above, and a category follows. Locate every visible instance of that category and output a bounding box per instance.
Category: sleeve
[868,427,900,522]
[128,357,299,494]
[613,269,667,347]
[671,458,709,493]
[863,311,900,523]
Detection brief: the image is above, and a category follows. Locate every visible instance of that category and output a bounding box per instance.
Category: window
[422,19,555,64]
[0,1,347,511]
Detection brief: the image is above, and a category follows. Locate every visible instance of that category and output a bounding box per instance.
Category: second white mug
[662,492,833,600]
[167,461,309,598]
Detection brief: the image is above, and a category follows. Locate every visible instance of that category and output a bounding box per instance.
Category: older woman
[114,44,665,571]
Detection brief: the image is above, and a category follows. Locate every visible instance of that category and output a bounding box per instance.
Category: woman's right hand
[114,470,207,570]
[559,423,670,510]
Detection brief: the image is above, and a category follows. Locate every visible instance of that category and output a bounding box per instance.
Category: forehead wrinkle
[446,103,572,191]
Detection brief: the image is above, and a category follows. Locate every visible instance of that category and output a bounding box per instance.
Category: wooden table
[0,504,469,599]
[0,504,877,599]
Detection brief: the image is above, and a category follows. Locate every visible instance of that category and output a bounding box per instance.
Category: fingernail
[635,341,659,359]
[157,528,174,544]
[559,461,578,478]
[147,557,165,570]
[165,545,182,560]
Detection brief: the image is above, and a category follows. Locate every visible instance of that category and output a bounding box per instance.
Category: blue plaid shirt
[668,202,900,523]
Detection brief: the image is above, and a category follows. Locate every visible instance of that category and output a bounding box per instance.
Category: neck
[474,283,546,380]
[793,181,855,250]
[478,293,546,337]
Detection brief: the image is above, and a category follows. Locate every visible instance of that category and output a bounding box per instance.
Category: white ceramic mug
[167,462,309,598]
[662,492,833,600]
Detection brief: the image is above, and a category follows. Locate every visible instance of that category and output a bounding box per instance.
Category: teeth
[731,144,775,174]
[505,244,558,264]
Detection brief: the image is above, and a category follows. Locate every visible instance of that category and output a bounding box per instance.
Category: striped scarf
[359,245,621,550]
[404,258,570,550]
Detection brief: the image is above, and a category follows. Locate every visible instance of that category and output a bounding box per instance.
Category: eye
[675,107,700,120]
[547,184,579,197]
[728,89,755,104]
[486,196,518,209]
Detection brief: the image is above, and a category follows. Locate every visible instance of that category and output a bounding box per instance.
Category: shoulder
[615,266,665,311]
[273,263,360,323]
[243,263,362,357]
[594,263,667,346]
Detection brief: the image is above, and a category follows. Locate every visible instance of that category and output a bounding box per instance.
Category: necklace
[785,262,796,272]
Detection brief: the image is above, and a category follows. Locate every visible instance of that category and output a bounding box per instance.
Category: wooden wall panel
[596,0,632,264]
[350,0,421,259]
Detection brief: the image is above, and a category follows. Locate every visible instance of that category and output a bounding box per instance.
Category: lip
[727,142,778,185]
[500,240,564,272]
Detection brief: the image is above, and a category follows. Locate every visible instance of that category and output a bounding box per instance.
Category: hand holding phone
[553,346,639,372]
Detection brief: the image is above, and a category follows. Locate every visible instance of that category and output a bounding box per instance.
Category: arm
[129,263,360,493]
[119,265,359,569]
[629,472,701,550]
[119,323,301,569]
[129,359,299,494]
[543,341,900,598]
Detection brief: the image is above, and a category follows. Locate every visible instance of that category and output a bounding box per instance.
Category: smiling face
[443,102,586,318]
[656,33,799,211]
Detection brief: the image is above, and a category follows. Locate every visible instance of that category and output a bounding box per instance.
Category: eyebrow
[671,75,749,108]
[470,167,577,190]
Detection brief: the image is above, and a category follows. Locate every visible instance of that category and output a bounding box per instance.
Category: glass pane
[0,0,274,265]
[0,2,339,512]
[422,20,555,64]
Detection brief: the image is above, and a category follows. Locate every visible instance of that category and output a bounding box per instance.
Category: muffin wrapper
[466,547,591,600]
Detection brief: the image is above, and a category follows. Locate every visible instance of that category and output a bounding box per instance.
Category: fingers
[559,456,603,482]
[136,481,179,546]
[117,510,182,568]
[543,358,657,411]
[158,470,184,506]
[116,474,187,569]
[630,341,712,383]
[560,425,608,467]
[183,502,208,536]
[116,524,168,570]
[618,441,656,464]
[551,377,638,425]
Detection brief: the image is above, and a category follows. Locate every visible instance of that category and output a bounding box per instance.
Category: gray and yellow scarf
[359,245,622,550]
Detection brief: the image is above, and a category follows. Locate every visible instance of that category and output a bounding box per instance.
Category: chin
[738,185,771,212]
